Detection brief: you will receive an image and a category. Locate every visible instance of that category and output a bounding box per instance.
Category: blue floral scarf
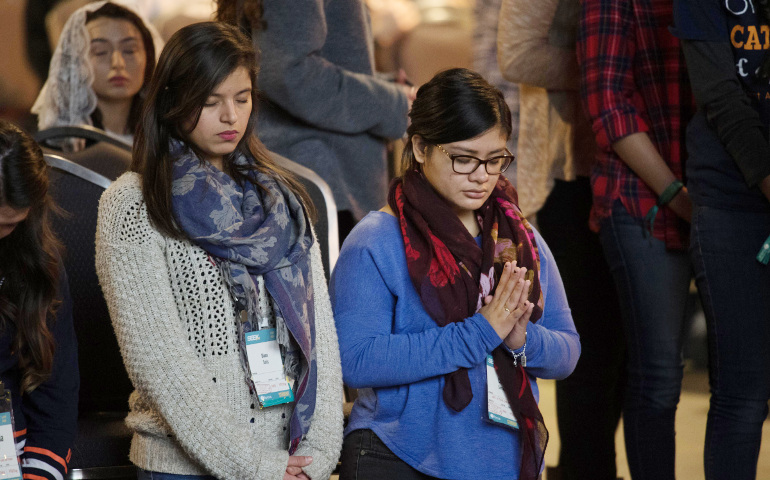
[170,144,316,454]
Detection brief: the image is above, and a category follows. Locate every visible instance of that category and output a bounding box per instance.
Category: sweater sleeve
[292,238,344,480]
[577,0,649,150]
[679,38,770,187]
[20,266,79,480]
[94,177,287,480]
[518,230,580,380]
[330,218,503,390]
[498,0,580,91]
[257,0,408,139]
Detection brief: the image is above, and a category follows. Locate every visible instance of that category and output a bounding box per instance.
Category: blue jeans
[599,202,692,480]
[691,205,770,480]
[137,470,216,480]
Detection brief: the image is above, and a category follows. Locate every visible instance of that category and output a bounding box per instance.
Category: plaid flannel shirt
[577,0,694,250]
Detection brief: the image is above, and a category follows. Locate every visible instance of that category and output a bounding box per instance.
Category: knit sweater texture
[95,173,343,479]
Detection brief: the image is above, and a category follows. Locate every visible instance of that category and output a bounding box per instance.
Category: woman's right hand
[479,262,531,340]
[284,455,312,480]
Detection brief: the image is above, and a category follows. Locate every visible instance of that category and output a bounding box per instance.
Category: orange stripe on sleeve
[23,446,67,471]
[23,474,50,480]
[14,428,27,438]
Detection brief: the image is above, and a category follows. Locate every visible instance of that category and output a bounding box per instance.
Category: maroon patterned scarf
[388,169,548,480]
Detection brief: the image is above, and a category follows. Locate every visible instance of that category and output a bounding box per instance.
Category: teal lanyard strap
[757,234,770,265]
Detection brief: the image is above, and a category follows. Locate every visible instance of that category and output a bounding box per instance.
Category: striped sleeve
[21,446,71,480]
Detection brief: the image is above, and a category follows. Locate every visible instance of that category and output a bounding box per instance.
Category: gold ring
[504,306,511,313]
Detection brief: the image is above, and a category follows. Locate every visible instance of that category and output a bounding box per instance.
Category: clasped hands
[479,261,534,351]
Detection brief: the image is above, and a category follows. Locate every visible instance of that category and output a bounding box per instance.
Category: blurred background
[1,1,765,478]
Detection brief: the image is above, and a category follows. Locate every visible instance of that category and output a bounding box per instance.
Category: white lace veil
[31,0,163,132]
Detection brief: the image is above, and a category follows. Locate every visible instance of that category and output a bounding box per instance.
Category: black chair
[44,154,136,480]
[35,125,132,181]
[272,153,339,278]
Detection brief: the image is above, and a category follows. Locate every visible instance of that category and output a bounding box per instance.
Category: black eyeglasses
[434,144,515,175]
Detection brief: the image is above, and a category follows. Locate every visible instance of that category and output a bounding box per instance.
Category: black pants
[536,178,626,480]
[339,429,438,480]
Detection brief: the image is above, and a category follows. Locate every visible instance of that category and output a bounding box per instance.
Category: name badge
[0,413,21,479]
[486,355,519,430]
[245,328,295,408]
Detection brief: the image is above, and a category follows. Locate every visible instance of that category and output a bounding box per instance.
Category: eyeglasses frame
[433,143,515,175]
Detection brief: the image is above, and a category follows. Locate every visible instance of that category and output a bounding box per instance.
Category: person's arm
[611,133,692,220]
[514,230,580,380]
[577,0,692,220]
[497,0,580,90]
[257,0,409,139]
[95,179,288,480]
[680,38,770,202]
[330,229,504,390]
[292,239,344,480]
[20,266,79,480]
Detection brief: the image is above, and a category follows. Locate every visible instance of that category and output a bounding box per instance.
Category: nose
[220,100,238,124]
[111,50,126,69]
[467,162,490,183]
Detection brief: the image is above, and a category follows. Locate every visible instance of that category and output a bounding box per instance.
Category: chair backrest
[44,154,133,414]
[272,153,339,278]
[35,125,132,181]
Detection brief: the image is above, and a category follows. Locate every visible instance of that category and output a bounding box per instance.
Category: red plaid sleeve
[578,0,650,151]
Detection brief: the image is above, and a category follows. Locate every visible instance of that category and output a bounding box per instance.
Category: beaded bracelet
[512,331,527,367]
[644,179,684,236]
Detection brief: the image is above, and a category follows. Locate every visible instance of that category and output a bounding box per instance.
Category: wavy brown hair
[0,120,61,392]
[132,21,314,240]
[216,0,264,31]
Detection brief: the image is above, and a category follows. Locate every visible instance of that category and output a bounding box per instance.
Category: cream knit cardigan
[95,173,343,479]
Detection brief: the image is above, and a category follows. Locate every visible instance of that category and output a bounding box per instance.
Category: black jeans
[537,178,626,480]
[339,429,438,480]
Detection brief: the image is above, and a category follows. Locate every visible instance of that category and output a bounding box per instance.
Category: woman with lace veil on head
[330,68,580,480]
[31,1,161,150]
[0,120,79,480]
[95,21,343,480]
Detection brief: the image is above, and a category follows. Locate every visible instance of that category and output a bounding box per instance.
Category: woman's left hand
[502,265,534,351]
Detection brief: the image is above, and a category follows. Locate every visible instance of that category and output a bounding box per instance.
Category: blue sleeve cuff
[469,313,503,352]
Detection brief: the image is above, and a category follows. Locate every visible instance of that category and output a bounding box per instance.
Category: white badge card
[0,412,21,479]
[245,328,295,408]
[486,354,519,430]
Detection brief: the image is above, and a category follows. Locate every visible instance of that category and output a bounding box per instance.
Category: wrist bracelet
[644,179,684,236]
[512,332,527,367]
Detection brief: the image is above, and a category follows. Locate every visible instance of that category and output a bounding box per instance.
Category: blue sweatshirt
[330,211,580,479]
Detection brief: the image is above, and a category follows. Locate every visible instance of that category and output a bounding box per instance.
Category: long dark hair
[0,120,61,393]
[132,21,314,239]
[86,2,156,134]
[401,68,512,173]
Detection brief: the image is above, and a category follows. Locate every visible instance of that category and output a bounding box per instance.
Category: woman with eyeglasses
[330,68,580,480]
